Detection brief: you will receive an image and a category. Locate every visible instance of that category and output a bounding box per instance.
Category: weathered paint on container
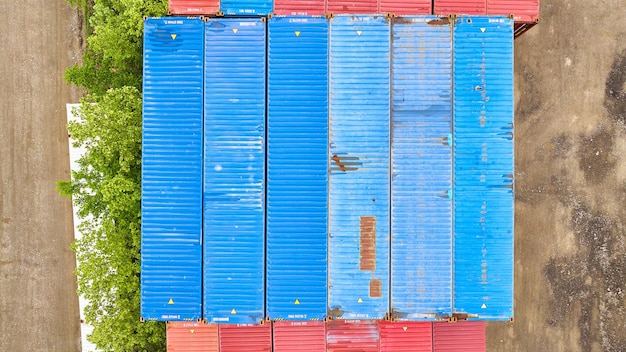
[434,0,486,15]
[433,321,486,351]
[266,16,329,321]
[453,16,514,321]
[379,0,431,15]
[168,0,219,14]
[327,0,376,15]
[390,16,453,321]
[167,322,219,352]
[203,18,266,324]
[273,0,325,15]
[273,321,326,352]
[487,0,539,22]
[328,15,390,320]
[219,324,272,352]
[141,17,203,322]
[221,0,272,15]
[326,320,380,352]
[379,321,432,352]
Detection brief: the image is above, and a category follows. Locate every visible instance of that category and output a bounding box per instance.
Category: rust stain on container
[360,216,376,271]
[369,280,382,298]
[427,17,450,26]
[331,154,361,172]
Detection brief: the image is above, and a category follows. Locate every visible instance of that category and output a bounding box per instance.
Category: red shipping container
[219,324,272,352]
[379,321,432,352]
[433,0,487,15]
[487,0,539,22]
[326,320,380,352]
[273,321,326,352]
[166,322,219,352]
[327,0,377,14]
[274,0,325,15]
[168,0,220,15]
[379,0,431,15]
[433,321,486,352]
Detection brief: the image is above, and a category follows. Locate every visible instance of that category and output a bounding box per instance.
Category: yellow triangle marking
[402,326,408,332]
[168,298,174,304]
[480,28,486,33]
[356,30,362,36]
[481,303,487,309]
[190,329,195,334]
[171,34,177,40]
[295,31,301,37]
[232,28,239,34]
[231,308,237,314]
[294,299,300,305]
[357,298,363,303]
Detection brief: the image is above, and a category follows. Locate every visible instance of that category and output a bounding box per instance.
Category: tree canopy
[60,0,168,350]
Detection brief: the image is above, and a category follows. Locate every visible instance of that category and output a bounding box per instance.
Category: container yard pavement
[487,0,626,351]
[0,1,83,351]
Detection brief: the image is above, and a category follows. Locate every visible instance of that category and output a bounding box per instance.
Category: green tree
[58,87,165,351]
[65,0,167,94]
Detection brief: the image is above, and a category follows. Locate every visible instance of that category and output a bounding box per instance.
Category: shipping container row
[168,0,539,23]
[167,320,486,352]
[141,15,513,323]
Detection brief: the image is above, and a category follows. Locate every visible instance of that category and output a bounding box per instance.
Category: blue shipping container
[203,18,266,324]
[390,16,453,320]
[453,16,514,321]
[141,17,204,321]
[221,0,272,16]
[266,16,329,321]
[328,15,390,320]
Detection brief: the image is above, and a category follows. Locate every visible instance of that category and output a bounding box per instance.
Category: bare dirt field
[488,0,626,351]
[0,1,83,351]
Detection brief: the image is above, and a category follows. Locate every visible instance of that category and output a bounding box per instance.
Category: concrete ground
[488,0,626,351]
[0,1,83,351]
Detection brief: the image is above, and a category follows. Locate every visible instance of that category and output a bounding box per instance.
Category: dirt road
[488,0,626,351]
[0,1,82,351]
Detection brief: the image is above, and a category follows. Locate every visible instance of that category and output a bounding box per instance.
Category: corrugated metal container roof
[487,0,539,22]
[379,0,431,15]
[203,18,266,325]
[452,16,514,321]
[273,321,326,352]
[167,322,219,352]
[168,0,219,14]
[326,320,380,352]
[433,321,486,351]
[390,15,452,321]
[329,15,390,320]
[327,0,377,15]
[379,321,432,352]
[434,0,486,15]
[221,0,272,15]
[273,0,325,15]
[266,16,329,321]
[141,17,204,322]
[219,324,272,352]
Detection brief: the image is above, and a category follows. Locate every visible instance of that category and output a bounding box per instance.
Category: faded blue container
[203,18,266,324]
[221,0,272,16]
[266,16,329,321]
[328,15,390,320]
[390,16,453,321]
[141,17,204,322]
[453,16,514,321]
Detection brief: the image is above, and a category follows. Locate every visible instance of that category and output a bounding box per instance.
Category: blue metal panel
[266,16,329,321]
[328,15,390,320]
[141,17,204,321]
[453,16,514,321]
[203,18,266,324]
[390,16,452,320]
[221,0,272,16]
